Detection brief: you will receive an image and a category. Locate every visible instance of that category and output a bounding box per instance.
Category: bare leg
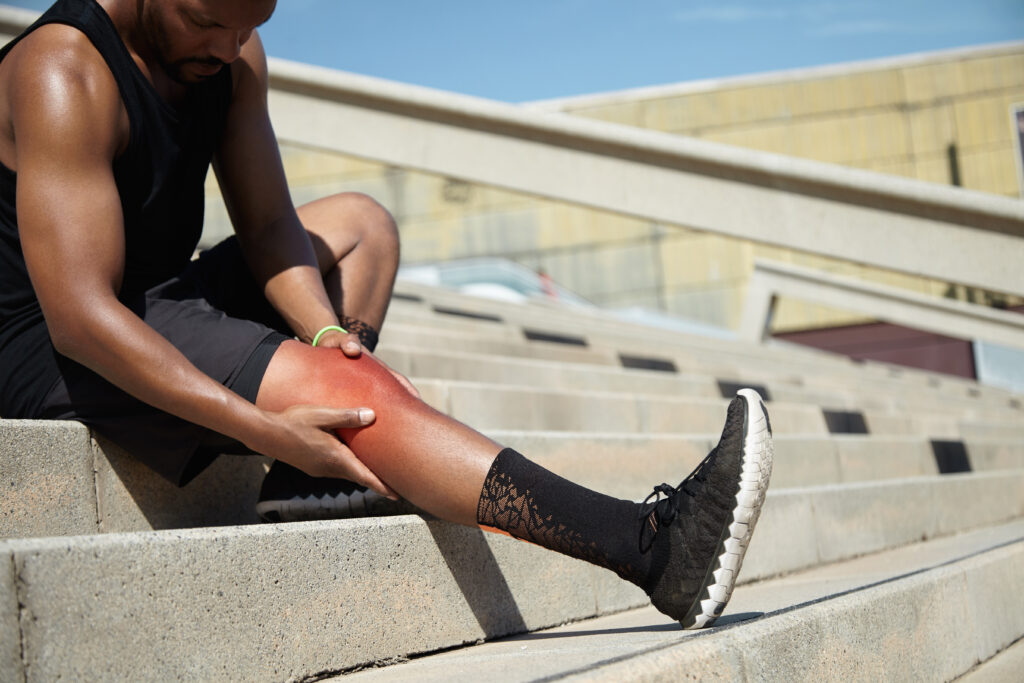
[259,192,402,506]
[257,340,500,525]
[296,192,399,331]
[259,197,774,629]
[255,340,775,629]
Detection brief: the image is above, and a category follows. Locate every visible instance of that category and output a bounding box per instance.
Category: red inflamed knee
[258,342,422,453]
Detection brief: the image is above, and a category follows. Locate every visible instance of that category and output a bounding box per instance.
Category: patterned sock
[340,316,380,352]
[476,448,655,587]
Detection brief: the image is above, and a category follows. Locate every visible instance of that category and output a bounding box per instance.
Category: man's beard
[141,9,225,85]
[163,57,227,84]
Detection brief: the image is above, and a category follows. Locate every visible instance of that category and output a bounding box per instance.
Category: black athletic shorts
[38,237,291,486]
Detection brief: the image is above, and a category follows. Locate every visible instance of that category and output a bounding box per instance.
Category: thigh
[40,289,287,485]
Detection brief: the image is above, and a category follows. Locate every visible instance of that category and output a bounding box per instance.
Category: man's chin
[169,61,225,84]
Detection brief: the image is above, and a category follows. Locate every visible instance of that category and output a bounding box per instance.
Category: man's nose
[209,29,252,64]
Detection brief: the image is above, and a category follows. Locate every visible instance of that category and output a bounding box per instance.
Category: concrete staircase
[2,282,1023,681]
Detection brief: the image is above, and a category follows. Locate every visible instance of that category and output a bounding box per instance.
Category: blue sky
[7,0,1024,102]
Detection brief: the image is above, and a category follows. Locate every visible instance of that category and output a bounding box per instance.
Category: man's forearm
[237,214,339,343]
[49,295,387,486]
[265,262,339,343]
[53,296,273,449]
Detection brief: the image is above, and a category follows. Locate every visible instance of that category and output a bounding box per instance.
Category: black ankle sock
[340,316,379,352]
[476,448,654,586]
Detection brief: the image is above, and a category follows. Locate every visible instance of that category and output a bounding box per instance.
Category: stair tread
[341,518,1024,681]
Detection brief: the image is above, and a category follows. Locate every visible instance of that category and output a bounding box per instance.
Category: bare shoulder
[229,30,270,100]
[5,23,119,101]
[2,23,126,164]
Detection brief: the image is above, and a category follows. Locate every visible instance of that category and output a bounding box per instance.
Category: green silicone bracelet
[312,325,348,347]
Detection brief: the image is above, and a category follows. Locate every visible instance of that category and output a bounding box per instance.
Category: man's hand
[314,328,363,357]
[313,330,421,399]
[256,404,398,499]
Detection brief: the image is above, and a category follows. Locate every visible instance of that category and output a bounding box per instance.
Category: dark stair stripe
[522,329,588,347]
[822,410,869,434]
[619,354,678,373]
[930,440,973,474]
[432,306,504,323]
[717,380,771,402]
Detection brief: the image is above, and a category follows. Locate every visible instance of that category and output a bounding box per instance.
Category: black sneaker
[638,388,773,629]
[256,461,417,522]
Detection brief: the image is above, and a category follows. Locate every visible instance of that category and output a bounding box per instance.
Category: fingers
[340,333,362,357]
[298,435,396,500]
[305,407,397,498]
[287,404,375,430]
[318,413,397,497]
[322,406,376,430]
[316,331,362,357]
[277,406,396,499]
[330,443,398,500]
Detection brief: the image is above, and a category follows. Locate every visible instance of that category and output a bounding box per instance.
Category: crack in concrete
[288,655,411,682]
[90,434,103,532]
[10,552,27,683]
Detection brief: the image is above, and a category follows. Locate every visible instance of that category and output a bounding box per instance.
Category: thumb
[317,406,376,430]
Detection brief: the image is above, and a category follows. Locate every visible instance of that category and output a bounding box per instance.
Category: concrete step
[388,281,984,391]
[340,519,1024,682]
[378,345,1022,428]
[383,314,1018,414]
[378,345,724,399]
[387,287,863,375]
[3,417,1021,534]
[957,635,1024,683]
[386,285,1023,411]
[6,415,1023,539]
[382,298,1020,408]
[413,378,1020,440]
[396,336,1015,420]
[2,473,1021,681]
[383,322,619,368]
[412,380,831,435]
[0,420,269,539]
[491,431,1024,497]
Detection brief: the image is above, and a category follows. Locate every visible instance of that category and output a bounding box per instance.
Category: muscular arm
[213,34,339,345]
[9,27,390,494]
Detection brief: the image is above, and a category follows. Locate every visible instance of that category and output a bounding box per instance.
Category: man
[0,0,773,629]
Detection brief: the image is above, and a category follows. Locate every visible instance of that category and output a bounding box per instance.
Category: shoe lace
[637,448,716,554]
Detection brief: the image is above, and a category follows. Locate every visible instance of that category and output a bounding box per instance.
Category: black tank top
[0,0,232,418]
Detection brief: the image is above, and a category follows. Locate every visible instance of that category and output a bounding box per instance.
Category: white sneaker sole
[682,388,774,629]
[256,488,388,522]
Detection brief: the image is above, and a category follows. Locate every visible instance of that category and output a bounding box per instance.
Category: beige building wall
[538,43,1024,330]
[547,43,1024,199]
[203,43,1024,333]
